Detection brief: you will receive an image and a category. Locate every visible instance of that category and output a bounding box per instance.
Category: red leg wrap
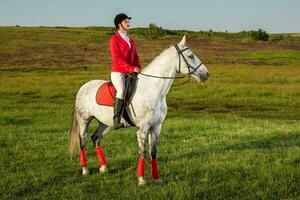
[137,158,145,177]
[80,148,87,167]
[150,159,160,179]
[95,146,106,166]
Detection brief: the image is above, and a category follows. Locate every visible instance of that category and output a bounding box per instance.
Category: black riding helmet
[114,13,132,29]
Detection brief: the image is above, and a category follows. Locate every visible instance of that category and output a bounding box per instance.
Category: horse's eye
[188,54,194,59]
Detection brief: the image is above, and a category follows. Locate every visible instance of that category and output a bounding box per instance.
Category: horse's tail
[68,106,79,158]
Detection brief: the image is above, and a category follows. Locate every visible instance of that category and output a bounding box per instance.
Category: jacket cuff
[129,67,135,73]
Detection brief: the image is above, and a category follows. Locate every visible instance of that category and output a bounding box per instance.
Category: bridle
[174,44,203,76]
[139,44,203,80]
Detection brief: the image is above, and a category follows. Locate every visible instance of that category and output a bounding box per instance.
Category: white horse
[69,35,209,185]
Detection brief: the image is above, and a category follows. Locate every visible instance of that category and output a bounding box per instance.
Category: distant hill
[0,26,300,71]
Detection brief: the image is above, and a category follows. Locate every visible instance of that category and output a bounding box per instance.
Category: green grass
[0,27,300,199]
[288,33,300,37]
[239,51,300,66]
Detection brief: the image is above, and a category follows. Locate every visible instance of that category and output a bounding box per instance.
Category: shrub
[137,23,167,38]
[148,23,167,38]
[250,29,269,41]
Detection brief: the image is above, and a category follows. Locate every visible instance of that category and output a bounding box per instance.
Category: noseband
[139,44,203,80]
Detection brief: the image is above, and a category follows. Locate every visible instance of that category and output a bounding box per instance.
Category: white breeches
[111,72,125,99]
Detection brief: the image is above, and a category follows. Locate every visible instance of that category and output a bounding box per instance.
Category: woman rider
[110,13,141,129]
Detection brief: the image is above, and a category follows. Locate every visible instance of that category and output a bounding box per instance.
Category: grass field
[0,27,299,199]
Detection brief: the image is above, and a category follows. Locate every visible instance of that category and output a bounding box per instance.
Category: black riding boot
[113,98,125,129]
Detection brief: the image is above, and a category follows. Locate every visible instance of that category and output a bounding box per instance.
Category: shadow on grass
[12,171,69,198]
[180,131,299,160]
[1,117,32,126]
[167,99,299,121]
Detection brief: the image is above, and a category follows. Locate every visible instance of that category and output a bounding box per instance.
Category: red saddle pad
[95,82,116,107]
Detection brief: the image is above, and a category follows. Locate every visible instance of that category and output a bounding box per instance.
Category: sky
[0,0,300,33]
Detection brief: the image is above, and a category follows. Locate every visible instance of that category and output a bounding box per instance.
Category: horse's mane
[141,45,174,72]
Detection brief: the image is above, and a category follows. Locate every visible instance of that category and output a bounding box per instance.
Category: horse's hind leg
[78,117,92,175]
[91,121,111,173]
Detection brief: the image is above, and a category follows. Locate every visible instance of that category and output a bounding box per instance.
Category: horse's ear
[179,35,187,46]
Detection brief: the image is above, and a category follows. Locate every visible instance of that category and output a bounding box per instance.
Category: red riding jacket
[110,32,141,73]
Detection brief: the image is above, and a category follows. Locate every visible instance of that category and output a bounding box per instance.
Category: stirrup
[114,117,124,129]
[114,123,124,129]
[115,125,124,129]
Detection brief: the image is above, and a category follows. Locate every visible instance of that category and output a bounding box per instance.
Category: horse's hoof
[99,165,107,174]
[154,178,163,184]
[82,167,89,176]
[137,177,146,186]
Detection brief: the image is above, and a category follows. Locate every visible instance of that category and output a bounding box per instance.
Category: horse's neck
[137,47,177,99]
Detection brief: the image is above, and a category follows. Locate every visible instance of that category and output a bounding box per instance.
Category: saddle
[95,73,138,126]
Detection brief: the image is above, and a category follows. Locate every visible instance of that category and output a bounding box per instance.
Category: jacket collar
[115,32,133,49]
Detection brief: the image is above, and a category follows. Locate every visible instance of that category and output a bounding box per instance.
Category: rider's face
[119,19,131,30]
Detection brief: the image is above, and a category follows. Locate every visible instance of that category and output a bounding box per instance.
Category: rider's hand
[133,67,140,73]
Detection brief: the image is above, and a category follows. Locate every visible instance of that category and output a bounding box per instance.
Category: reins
[138,72,186,79]
[138,44,203,86]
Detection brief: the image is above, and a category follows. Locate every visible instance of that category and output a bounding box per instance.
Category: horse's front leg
[148,124,163,183]
[136,126,148,185]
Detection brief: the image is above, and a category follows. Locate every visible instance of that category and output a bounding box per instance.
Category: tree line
[133,23,270,41]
